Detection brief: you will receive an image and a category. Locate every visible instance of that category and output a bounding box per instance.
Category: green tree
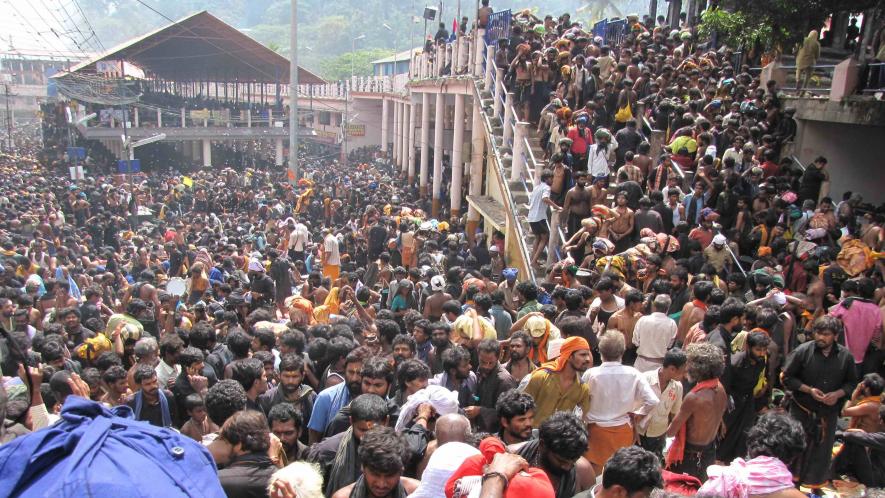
[318,48,394,80]
[702,0,881,54]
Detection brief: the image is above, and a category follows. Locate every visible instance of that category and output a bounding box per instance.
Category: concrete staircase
[475,79,550,281]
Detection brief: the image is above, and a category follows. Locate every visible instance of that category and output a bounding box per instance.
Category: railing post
[474,29,486,76]
[484,45,495,90]
[547,209,561,266]
[493,68,505,118]
[510,121,528,182]
[502,92,514,145]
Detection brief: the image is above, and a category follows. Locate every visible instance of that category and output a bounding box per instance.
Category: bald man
[416,413,472,476]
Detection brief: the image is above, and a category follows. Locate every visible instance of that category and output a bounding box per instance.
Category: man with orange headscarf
[523,336,592,428]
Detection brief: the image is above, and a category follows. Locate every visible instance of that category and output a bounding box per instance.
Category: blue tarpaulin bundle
[0,397,225,498]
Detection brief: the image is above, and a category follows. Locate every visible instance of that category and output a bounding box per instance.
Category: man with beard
[504,331,537,382]
[126,363,177,428]
[309,394,390,496]
[391,334,416,368]
[587,129,614,180]
[57,307,95,348]
[330,426,418,498]
[465,339,516,433]
[430,346,476,408]
[325,356,398,437]
[524,337,592,426]
[705,298,745,385]
[247,258,275,310]
[782,316,858,491]
[307,346,371,443]
[562,171,592,237]
[496,388,535,445]
[268,402,309,466]
[230,357,269,413]
[665,342,728,481]
[259,354,316,441]
[426,321,452,375]
[718,331,770,463]
[512,411,596,498]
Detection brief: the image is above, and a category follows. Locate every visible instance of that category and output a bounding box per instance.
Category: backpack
[0,397,225,497]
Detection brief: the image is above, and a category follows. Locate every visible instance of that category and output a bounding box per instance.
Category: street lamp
[382,24,397,77]
[351,34,366,79]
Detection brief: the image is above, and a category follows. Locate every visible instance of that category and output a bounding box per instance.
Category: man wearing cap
[704,234,731,273]
[523,336,592,427]
[587,129,615,180]
[567,117,593,169]
[423,275,452,322]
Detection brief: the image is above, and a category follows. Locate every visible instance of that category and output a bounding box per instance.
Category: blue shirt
[306,381,351,433]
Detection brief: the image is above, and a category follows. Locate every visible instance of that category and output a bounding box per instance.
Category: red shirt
[760,160,780,178]
[567,126,593,155]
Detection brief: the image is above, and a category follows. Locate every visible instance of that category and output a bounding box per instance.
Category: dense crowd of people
[1,4,884,498]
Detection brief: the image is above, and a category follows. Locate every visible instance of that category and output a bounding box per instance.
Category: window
[318,111,331,125]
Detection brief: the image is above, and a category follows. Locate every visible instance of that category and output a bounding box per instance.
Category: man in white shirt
[525,170,561,268]
[288,218,310,263]
[321,229,341,282]
[587,129,616,179]
[632,294,677,372]
[582,330,659,474]
[637,348,686,461]
[155,334,183,388]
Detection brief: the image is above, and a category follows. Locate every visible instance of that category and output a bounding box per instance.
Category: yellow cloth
[523,367,591,428]
[182,176,193,188]
[312,287,341,324]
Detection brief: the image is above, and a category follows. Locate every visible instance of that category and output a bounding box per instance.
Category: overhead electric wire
[6,1,80,59]
[70,0,105,51]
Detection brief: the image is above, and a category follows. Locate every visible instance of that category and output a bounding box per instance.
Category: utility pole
[288,0,298,183]
[3,84,14,152]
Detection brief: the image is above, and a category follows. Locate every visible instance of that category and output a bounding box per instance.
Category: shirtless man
[634,143,654,179]
[666,342,728,481]
[607,290,644,365]
[677,280,713,344]
[301,272,329,307]
[423,275,452,322]
[608,192,635,253]
[550,158,572,205]
[562,171,592,237]
[588,175,608,208]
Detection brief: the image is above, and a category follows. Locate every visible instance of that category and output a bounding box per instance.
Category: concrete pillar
[510,122,528,182]
[157,108,162,127]
[133,107,139,127]
[407,101,417,182]
[485,45,495,90]
[247,110,252,128]
[202,138,211,167]
[829,58,860,101]
[419,92,430,196]
[502,92,514,145]
[381,98,390,158]
[392,101,399,164]
[400,102,408,175]
[432,92,445,217]
[474,29,486,76]
[451,94,465,218]
[181,108,186,127]
[268,109,273,127]
[467,97,485,239]
[493,68,505,118]
[275,138,284,166]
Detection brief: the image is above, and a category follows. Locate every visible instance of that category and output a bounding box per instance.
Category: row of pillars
[378,92,486,232]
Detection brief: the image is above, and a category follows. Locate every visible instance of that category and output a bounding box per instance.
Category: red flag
[453,17,458,34]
